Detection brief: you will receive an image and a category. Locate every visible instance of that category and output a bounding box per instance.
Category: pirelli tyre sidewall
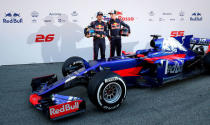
[62,56,85,77]
[88,70,126,111]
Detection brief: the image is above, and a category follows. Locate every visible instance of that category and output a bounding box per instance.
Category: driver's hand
[96,34,101,38]
[102,35,105,38]
[86,34,91,38]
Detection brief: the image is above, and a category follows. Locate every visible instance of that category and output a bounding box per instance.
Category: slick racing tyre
[88,70,126,111]
[62,56,86,76]
[203,53,210,73]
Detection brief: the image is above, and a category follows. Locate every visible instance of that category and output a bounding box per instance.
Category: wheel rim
[103,82,122,104]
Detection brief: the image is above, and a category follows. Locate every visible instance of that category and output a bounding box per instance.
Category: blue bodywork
[29,35,210,120]
[32,35,210,96]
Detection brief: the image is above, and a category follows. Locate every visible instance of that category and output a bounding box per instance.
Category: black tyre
[88,70,126,111]
[204,53,210,72]
[62,56,85,77]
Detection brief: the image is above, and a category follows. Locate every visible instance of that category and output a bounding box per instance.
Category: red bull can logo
[3,12,23,23]
[95,25,104,31]
[111,23,120,29]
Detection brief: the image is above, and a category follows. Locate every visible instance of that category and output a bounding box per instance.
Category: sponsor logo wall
[3,12,23,23]
[0,0,210,65]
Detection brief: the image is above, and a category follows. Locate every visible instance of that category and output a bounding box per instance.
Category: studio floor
[0,63,210,125]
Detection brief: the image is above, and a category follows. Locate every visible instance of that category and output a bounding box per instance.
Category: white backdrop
[0,0,210,65]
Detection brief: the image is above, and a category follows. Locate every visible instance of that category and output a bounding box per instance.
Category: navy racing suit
[108,18,130,57]
[89,20,108,60]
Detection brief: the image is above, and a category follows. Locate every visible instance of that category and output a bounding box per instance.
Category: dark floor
[0,63,210,125]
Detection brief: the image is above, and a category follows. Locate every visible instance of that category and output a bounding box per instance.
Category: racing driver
[85,11,108,60]
[108,10,131,57]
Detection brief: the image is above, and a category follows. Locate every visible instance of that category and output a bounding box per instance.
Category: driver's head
[96,11,103,21]
[109,10,117,20]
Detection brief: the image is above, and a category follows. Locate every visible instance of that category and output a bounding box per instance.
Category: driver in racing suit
[107,10,130,57]
[85,12,108,60]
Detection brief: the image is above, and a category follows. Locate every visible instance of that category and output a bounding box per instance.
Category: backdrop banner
[0,0,209,65]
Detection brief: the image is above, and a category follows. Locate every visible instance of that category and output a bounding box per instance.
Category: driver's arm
[121,21,130,33]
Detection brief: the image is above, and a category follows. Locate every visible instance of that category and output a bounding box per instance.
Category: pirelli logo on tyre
[49,100,82,119]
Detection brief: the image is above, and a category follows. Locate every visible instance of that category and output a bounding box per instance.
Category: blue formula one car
[29,35,210,120]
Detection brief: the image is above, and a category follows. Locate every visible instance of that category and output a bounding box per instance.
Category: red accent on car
[29,94,42,106]
[207,44,210,53]
[144,54,186,63]
[49,100,82,119]
[113,66,143,77]
[122,51,135,55]
[137,54,145,58]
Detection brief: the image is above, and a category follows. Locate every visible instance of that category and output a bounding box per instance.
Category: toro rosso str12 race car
[29,35,210,120]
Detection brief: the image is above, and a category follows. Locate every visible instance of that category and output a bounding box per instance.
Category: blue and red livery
[29,35,210,120]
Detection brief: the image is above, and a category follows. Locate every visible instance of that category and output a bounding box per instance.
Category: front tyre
[88,70,126,111]
[204,53,210,73]
[62,56,85,77]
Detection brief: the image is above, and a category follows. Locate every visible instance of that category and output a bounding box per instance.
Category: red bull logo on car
[49,100,82,119]
[3,12,23,23]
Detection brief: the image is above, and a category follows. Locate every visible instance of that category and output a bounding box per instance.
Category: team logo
[117,11,135,22]
[71,11,78,16]
[101,11,135,22]
[49,100,81,119]
[31,11,39,23]
[95,25,104,31]
[31,11,39,18]
[111,22,120,29]
[159,18,165,21]
[170,18,176,21]
[49,12,62,16]
[179,11,185,16]
[190,38,210,46]
[190,12,202,21]
[148,11,155,21]
[162,12,172,16]
[57,14,67,23]
[165,60,184,74]
[58,18,66,23]
[149,11,155,16]
[3,12,23,23]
